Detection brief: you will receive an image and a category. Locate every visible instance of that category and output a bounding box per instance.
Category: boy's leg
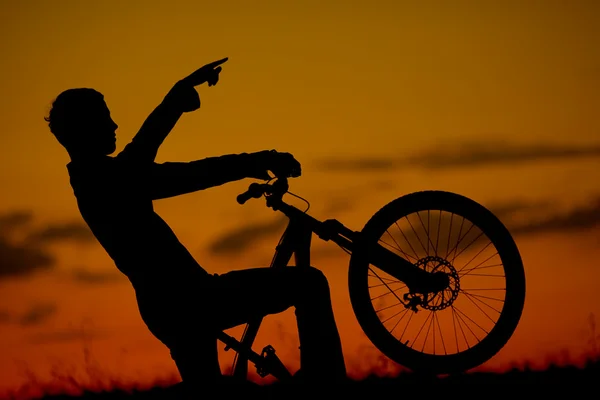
[135,278,224,388]
[212,266,347,381]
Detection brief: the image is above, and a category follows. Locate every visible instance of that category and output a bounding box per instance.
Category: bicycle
[215,177,526,381]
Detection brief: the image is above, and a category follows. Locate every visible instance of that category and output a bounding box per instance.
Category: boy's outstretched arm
[145,151,301,200]
[120,58,228,162]
[120,96,185,163]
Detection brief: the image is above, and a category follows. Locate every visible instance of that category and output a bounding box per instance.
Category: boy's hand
[164,58,228,112]
[249,150,302,180]
[181,57,228,87]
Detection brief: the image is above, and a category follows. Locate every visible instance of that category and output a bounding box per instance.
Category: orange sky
[1,0,600,394]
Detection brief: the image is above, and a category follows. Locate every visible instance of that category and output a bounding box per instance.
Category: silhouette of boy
[45,58,347,388]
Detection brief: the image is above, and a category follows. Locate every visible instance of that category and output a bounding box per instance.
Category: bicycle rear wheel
[348,191,526,374]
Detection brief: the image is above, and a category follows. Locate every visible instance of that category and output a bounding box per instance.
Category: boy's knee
[296,266,330,292]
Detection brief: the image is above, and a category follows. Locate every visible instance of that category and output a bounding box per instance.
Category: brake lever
[264,178,288,210]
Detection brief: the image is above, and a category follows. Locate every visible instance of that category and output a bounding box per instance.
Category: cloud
[0,302,57,327]
[486,200,550,218]
[318,158,396,171]
[70,267,124,284]
[347,196,599,265]
[0,235,54,278]
[510,196,600,235]
[25,222,95,245]
[0,210,96,280]
[0,210,34,235]
[18,303,57,326]
[315,141,600,172]
[413,141,600,169]
[205,195,599,264]
[321,180,395,216]
[0,210,55,279]
[207,217,288,257]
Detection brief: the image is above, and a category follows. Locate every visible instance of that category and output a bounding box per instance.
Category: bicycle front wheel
[348,191,526,375]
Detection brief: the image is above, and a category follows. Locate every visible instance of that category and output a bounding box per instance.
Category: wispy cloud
[0,210,97,280]
[0,235,54,279]
[321,180,395,216]
[510,196,600,235]
[0,211,34,235]
[414,141,600,169]
[485,200,553,222]
[25,222,95,245]
[315,140,600,172]
[0,211,54,278]
[18,303,57,326]
[70,267,124,284]
[364,196,600,258]
[205,195,600,260]
[206,217,287,257]
[0,302,57,326]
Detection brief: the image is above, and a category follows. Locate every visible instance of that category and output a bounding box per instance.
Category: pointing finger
[206,57,228,68]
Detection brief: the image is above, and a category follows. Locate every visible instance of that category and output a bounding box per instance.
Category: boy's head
[45,88,118,157]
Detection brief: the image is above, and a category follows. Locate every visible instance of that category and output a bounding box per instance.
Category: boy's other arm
[146,153,262,200]
[144,150,301,200]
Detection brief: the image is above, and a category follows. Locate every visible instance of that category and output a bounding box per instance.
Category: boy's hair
[44,88,104,147]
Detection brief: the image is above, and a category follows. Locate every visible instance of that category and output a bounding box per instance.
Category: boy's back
[66,151,210,287]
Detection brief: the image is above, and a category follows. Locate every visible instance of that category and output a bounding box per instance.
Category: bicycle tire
[348,191,526,374]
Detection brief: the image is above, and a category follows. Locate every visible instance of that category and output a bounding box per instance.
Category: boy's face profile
[72,98,119,156]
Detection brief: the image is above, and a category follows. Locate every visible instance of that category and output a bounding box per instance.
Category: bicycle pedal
[256,345,292,379]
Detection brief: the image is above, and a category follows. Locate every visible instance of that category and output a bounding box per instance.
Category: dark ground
[16,359,597,399]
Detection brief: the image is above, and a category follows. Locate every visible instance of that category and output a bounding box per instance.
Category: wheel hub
[413,256,460,311]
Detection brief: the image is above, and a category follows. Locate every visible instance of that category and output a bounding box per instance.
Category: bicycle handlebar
[236,183,269,204]
[236,178,289,205]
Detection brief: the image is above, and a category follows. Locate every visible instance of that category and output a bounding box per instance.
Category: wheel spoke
[370,284,406,300]
[389,308,411,334]
[434,311,447,355]
[453,305,489,336]
[459,263,504,278]
[458,241,493,272]
[381,307,409,324]
[421,311,436,352]
[380,234,417,262]
[399,311,415,343]
[462,290,497,323]
[369,267,406,307]
[450,222,475,264]
[462,290,503,314]
[416,211,437,257]
[411,311,433,350]
[452,230,485,263]
[452,306,471,350]
[465,292,505,303]
[435,210,442,257]
[395,221,420,260]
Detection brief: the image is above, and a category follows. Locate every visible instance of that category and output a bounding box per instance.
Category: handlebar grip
[237,190,254,205]
[236,183,264,205]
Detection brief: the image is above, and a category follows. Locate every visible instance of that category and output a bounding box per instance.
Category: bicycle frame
[218,189,441,381]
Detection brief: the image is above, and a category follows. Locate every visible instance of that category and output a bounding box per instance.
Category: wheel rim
[349,192,525,374]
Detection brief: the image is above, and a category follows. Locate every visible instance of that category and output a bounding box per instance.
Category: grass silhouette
[3,356,597,400]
